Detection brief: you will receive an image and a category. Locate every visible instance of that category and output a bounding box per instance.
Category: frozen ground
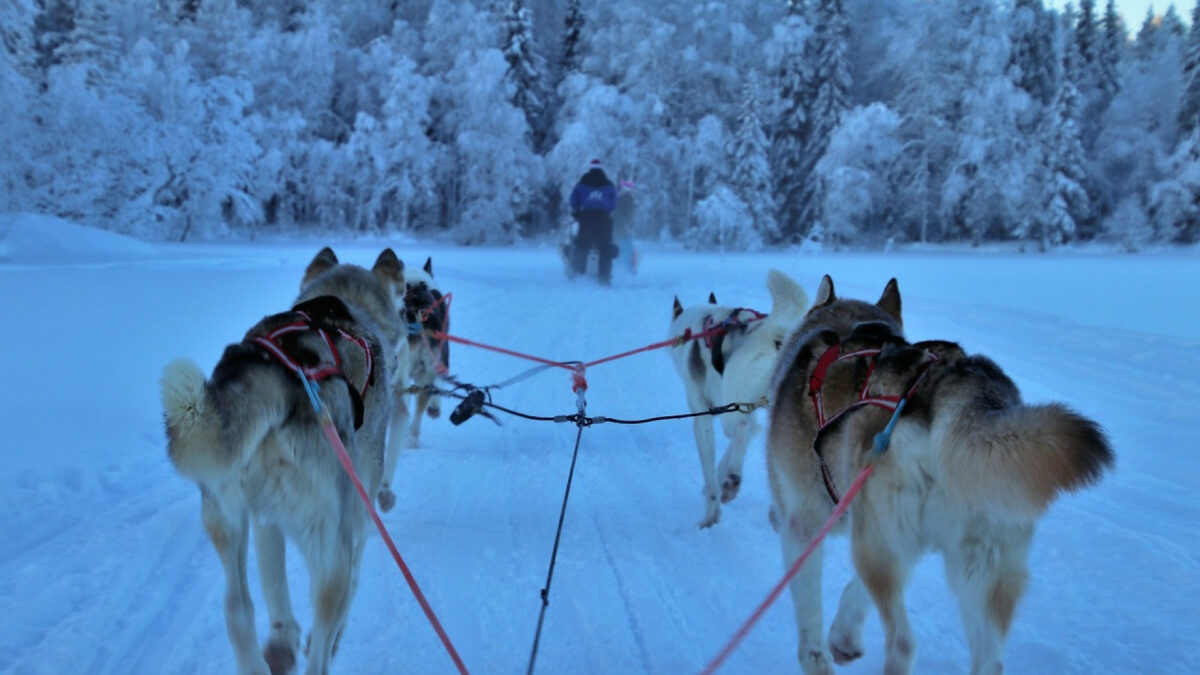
[1,215,1197,674]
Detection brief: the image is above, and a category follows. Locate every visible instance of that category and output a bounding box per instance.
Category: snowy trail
[1,238,1197,674]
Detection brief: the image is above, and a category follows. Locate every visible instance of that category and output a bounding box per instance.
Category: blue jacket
[569,169,617,213]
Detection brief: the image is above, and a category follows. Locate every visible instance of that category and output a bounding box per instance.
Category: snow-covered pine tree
[1033,34,1090,249]
[1009,0,1057,106]
[769,0,811,242]
[1098,0,1122,98]
[1179,1,1200,134]
[502,0,552,153]
[561,0,584,75]
[31,0,74,88]
[1148,125,1200,243]
[0,0,37,213]
[1076,0,1098,71]
[797,0,851,244]
[728,74,780,244]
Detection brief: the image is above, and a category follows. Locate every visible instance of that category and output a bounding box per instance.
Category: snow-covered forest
[2,0,1199,250]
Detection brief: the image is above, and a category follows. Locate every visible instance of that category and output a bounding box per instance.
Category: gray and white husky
[766,275,1114,675]
[376,257,450,510]
[668,269,809,527]
[160,247,402,675]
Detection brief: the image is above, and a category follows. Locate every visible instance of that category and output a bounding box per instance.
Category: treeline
[1,0,1197,250]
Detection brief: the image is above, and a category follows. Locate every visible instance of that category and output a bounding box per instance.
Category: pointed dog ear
[813,274,836,308]
[708,292,717,304]
[876,278,902,326]
[302,247,338,287]
[424,257,433,276]
[672,296,683,319]
[373,248,404,285]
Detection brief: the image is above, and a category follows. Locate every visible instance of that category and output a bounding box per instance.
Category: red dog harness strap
[251,303,375,429]
[808,341,938,504]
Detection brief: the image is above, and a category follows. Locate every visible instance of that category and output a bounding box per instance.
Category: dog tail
[939,401,1114,519]
[161,357,291,483]
[766,269,809,319]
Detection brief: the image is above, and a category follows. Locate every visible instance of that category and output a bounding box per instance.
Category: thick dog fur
[668,269,809,527]
[161,247,401,675]
[766,275,1113,675]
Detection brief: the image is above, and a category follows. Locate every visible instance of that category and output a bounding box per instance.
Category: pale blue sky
[1048,1,1190,28]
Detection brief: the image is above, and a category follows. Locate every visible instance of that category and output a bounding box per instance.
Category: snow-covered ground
[1,214,1197,674]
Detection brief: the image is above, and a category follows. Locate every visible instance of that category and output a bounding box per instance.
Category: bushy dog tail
[939,401,1114,519]
[161,357,291,483]
[766,269,809,320]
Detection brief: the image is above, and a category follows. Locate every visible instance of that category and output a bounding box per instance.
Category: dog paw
[426,404,440,419]
[404,433,420,449]
[720,473,742,503]
[798,648,836,675]
[377,487,396,512]
[830,638,864,665]
[263,641,295,675]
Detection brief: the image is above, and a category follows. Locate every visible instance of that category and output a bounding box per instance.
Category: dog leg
[828,576,870,664]
[202,494,270,675]
[254,522,302,675]
[379,385,409,511]
[407,378,432,448]
[779,505,836,675]
[716,413,759,503]
[944,529,1029,675]
[690,413,721,528]
[854,526,918,675]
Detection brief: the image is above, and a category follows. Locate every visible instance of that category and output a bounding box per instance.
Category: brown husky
[766,275,1113,675]
[160,247,402,675]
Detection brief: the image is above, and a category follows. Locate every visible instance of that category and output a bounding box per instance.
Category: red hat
[588,158,603,170]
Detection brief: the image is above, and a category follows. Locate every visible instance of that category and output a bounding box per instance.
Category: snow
[1,214,1197,674]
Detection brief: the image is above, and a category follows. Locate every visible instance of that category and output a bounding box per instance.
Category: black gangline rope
[526,412,586,675]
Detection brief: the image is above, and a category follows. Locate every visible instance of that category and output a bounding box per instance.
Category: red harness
[807,341,937,503]
[252,310,374,419]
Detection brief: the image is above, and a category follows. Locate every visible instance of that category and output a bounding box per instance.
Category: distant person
[568,158,618,285]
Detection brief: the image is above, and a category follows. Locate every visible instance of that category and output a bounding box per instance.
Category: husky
[668,269,809,527]
[160,247,402,675]
[765,275,1114,675]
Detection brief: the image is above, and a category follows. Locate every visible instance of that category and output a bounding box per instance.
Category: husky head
[771,276,905,415]
[402,257,446,332]
[803,274,903,337]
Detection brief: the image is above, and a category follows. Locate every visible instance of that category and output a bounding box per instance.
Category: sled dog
[765,275,1114,675]
[668,269,809,527]
[161,247,402,675]
[386,256,449,448]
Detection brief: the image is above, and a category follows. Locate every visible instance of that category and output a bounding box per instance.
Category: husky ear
[303,247,338,287]
[423,257,434,276]
[813,274,836,308]
[672,296,683,319]
[373,248,405,285]
[876,278,902,326]
[707,292,717,304]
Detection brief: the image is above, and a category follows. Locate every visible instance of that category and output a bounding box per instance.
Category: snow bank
[0,213,158,264]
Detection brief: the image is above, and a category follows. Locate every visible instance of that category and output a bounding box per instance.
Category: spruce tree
[730,75,779,244]
[770,0,812,241]
[1037,36,1091,248]
[1010,0,1057,105]
[797,0,850,241]
[561,0,584,75]
[502,0,551,153]
[1179,1,1200,134]
[1098,0,1122,98]
[1076,0,1098,68]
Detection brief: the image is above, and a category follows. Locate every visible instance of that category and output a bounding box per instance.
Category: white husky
[667,269,809,527]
